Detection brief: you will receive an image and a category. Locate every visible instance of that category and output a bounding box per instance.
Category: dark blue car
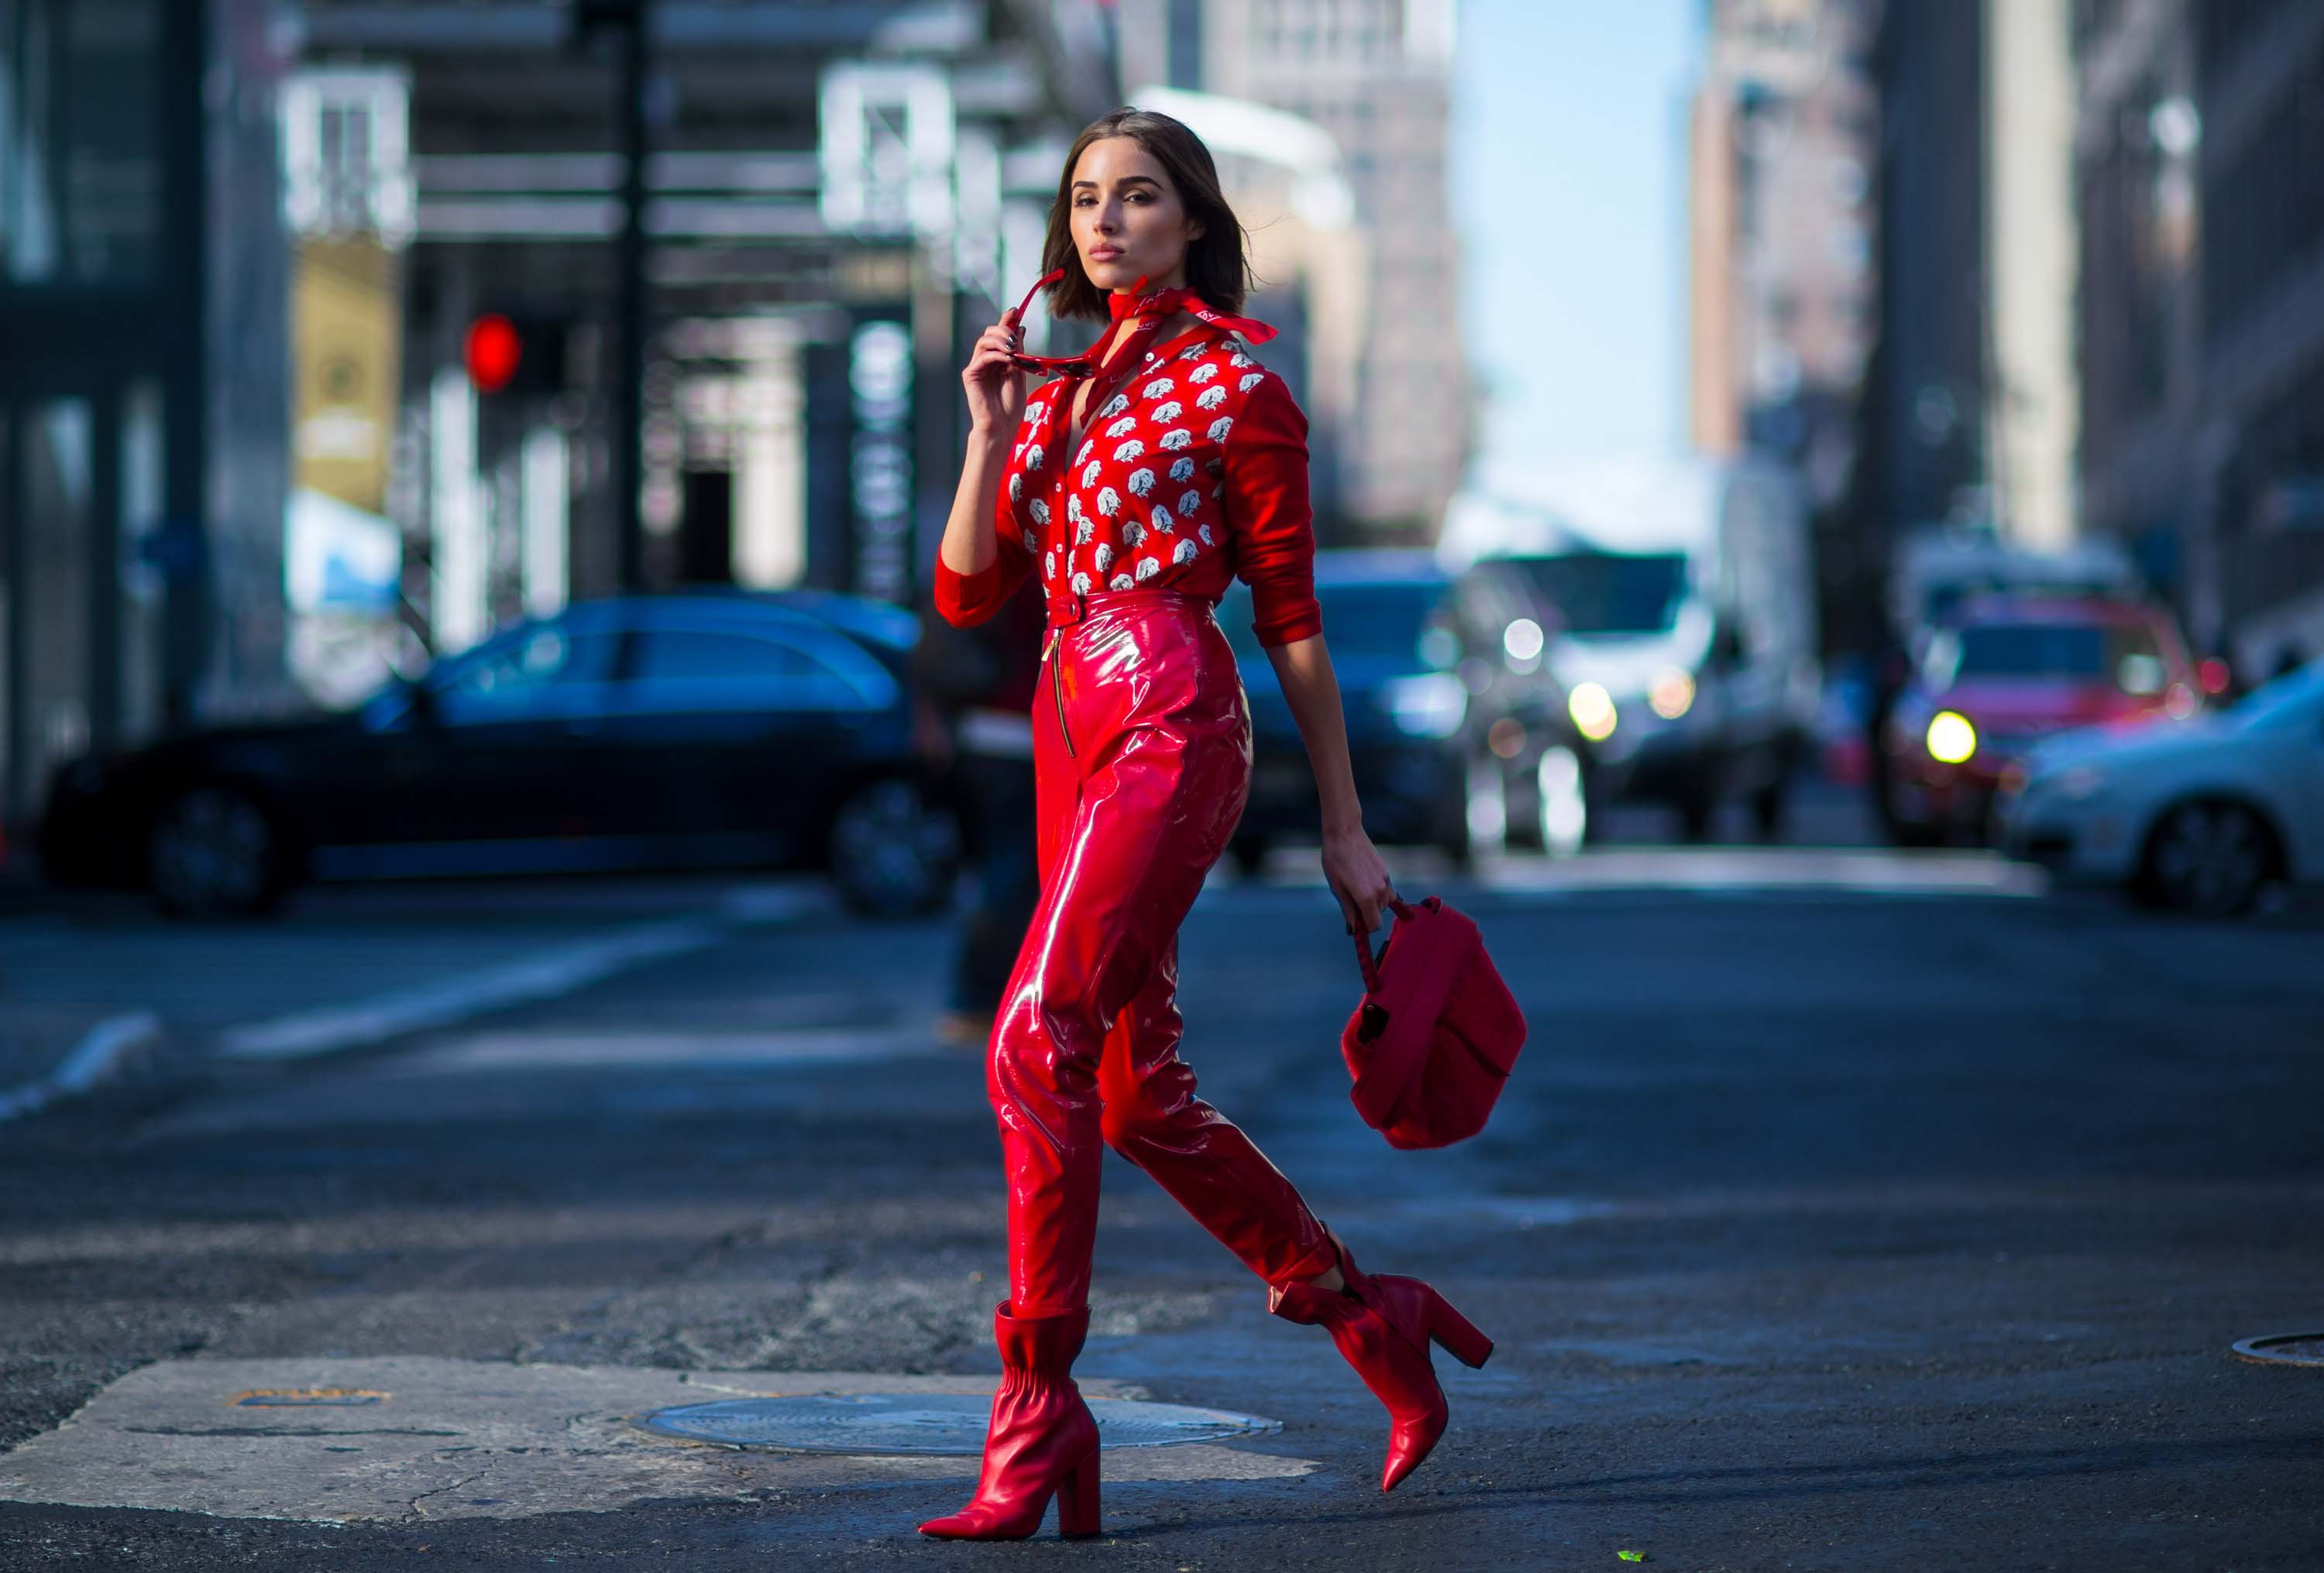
[38,592,960,919]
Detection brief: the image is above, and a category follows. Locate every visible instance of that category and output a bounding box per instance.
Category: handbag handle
[1351,896,1418,993]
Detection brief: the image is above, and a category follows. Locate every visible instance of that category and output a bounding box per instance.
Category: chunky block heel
[1056,1451,1102,1538]
[1425,1290,1495,1369]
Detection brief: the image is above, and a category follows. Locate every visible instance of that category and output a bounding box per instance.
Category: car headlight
[1648,668,1695,720]
[1379,673,1466,738]
[1568,682,1618,742]
[1926,710,1976,764]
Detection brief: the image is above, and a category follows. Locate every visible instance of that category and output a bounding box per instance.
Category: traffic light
[462,311,568,397]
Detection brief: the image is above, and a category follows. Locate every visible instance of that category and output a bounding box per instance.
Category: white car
[1999,660,2324,915]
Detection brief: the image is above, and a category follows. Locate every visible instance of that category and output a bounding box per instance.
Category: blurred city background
[0,2,2320,1566]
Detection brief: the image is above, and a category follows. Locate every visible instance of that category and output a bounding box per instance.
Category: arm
[1265,634,1396,935]
[1226,373,1394,933]
[934,312,1035,626]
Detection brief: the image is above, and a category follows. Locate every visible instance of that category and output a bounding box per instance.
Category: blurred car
[38,592,960,919]
[1999,658,2324,916]
[1220,550,1592,871]
[1880,594,2200,846]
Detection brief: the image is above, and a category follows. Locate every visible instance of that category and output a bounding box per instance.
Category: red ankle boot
[919,1303,1102,1540]
[1268,1230,1494,1492]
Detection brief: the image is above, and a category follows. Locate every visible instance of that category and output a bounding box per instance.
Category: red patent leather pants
[992,589,1336,1317]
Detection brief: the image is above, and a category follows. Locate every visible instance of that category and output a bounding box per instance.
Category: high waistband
[1043,586,1215,630]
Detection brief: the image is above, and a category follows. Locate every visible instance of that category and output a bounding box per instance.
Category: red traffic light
[464,314,524,393]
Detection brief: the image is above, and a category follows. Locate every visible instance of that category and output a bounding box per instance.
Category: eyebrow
[1071,174,1162,191]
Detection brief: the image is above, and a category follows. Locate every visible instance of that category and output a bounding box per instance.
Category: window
[431,627,618,724]
[624,628,874,713]
[1923,621,2164,691]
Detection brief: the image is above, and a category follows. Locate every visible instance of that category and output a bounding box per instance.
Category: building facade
[1116,0,1470,541]
[294,0,1116,659]
[2077,0,2324,677]
[1850,0,2081,649]
[0,0,293,826]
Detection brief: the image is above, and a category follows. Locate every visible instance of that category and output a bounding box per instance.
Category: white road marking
[218,885,819,1063]
[0,1012,162,1125]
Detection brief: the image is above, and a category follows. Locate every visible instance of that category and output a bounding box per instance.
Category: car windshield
[1924,620,2165,692]
[1509,552,1687,635]
[2232,660,2324,732]
[1222,581,1447,665]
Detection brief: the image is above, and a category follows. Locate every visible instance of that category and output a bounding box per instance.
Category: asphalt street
[0,826,2320,1570]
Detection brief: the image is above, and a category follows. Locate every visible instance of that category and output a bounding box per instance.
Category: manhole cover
[2231,1331,2324,1368]
[634,1393,1278,1455]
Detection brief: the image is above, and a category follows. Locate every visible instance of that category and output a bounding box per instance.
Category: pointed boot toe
[917,1304,1102,1540]
[1270,1231,1493,1496]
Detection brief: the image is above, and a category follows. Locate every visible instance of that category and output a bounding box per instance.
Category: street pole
[612,0,648,592]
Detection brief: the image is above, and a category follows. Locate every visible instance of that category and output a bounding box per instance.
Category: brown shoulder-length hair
[1041,108,1253,321]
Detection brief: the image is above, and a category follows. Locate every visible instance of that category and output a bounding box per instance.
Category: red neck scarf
[1007,270,1276,383]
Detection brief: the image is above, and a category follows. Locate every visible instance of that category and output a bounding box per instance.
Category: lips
[1088,249,1123,261]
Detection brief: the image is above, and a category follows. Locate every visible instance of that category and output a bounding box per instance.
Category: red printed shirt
[932,327,1324,647]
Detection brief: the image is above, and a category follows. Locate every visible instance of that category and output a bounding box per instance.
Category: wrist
[966,422,1010,450]
[1320,807,1365,840]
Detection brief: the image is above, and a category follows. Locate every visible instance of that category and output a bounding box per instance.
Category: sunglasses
[1003,268,1156,378]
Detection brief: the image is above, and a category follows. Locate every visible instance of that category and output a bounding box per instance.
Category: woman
[921,108,1493,1542]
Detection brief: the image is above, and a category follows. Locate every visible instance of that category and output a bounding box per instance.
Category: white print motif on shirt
[1003,344,1291,608]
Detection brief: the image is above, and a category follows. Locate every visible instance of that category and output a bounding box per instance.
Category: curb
[0,1011,165,1125]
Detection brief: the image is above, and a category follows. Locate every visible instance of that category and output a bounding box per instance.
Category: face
[1069,136,1205,295]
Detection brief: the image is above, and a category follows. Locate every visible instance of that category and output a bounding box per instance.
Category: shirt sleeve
[932,463,1037,627]
[1222,371,1323,647]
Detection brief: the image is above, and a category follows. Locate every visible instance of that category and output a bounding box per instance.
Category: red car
[1881,596,2201,846]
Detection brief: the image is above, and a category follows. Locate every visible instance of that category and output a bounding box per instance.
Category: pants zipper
[1047,627,1075,759]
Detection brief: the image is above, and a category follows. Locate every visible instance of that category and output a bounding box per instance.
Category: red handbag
[1341,897,1527,1149]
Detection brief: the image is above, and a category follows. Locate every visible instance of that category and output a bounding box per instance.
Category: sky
[1450,0,1701,490]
